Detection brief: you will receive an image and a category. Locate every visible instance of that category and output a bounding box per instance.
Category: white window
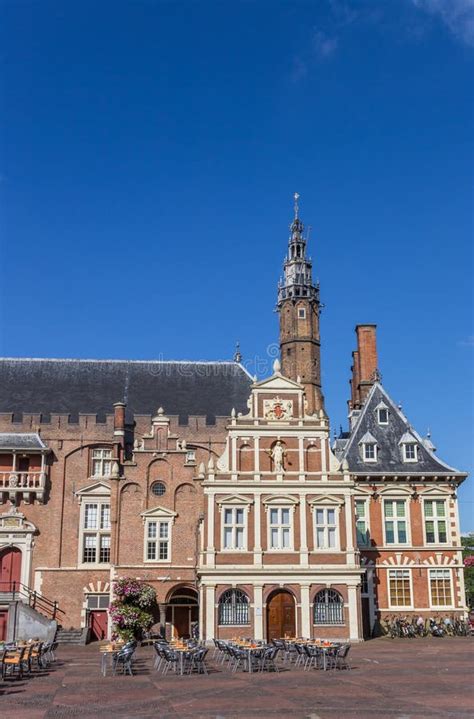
[145,520,171,561]
[384,499,408,545]
[377,408,388,425]
[402,443,418,462]
[81,500,111,564]
[355,499,370,547]
[185,450,196,464]
[363,443,377,462]
[298,307,306,319]
[314,507,338,550]
[429,569,453,607]
[388,569,412,607]
[222,507,246,550]
[269,507,292,550]
[424,500,448,544]
[91,448,112,477]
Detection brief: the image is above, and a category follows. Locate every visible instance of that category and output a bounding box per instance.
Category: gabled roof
[0,358,253,422]
[342,383,465,477]
[0,432,47,451]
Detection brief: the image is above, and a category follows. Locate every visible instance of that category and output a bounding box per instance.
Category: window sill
[143,559,172,564]
[313,623,345,627]
[78,563,111,569]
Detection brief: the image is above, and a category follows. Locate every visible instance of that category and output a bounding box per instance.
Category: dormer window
[375,402,389,425]
[403,443,418,462]
[399,433,418,463]
[359,431,377,463]
[363,443,377,462]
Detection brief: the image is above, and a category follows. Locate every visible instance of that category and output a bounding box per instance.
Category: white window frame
[377,408,389,425]
[221,505,248,551]
[79,499,111,566]
[144,518,172,563]
[402,442,418,463]
[313,505,340,551]
[423,499,449,545]
[428,568,454,609]
[141,505,177,563]
[298,307,306,319]
[387,568,413,609]
[383,498,410,546]
[90,448,113,478]
[363,443,377,463]
[355,498,370,547]
[185,450,196,464]
[267,505,295,551]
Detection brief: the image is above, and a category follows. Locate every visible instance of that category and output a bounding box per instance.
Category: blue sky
[0,1,473,529]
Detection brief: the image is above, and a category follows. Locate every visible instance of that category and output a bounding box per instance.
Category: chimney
[113,402,126,438]
[351,325,378,408]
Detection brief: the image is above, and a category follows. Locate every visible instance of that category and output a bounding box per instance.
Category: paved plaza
[1,638,473,719]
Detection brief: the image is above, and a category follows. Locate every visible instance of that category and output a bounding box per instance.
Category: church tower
[277,194,324,413]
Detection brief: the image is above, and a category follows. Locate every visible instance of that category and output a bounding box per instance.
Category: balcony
[0,471,47,503]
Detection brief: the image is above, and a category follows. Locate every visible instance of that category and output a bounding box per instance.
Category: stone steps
[55,628,85,644]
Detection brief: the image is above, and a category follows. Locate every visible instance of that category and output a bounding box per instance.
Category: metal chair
[112,647,135,676]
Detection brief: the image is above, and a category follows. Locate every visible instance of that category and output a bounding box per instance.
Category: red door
[89,611,108,641]
[0,547,22,592]
[0,610,8,641]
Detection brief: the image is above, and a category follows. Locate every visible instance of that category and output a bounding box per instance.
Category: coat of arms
[263,398,293,421]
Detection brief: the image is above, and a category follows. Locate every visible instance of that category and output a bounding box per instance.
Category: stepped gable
[0,358,252,422]
[342,383,465,477]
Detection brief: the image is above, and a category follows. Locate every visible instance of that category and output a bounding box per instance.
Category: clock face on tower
[263,398,293,421]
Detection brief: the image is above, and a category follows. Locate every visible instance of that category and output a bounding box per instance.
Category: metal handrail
[0,580,63,619]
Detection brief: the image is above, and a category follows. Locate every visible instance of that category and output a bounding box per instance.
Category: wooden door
[89,611,108,641]
[173,607,190,639]
[0,610,8,641]
[267,591,295,641]
[361,597,371,639]
[0,547,22,592]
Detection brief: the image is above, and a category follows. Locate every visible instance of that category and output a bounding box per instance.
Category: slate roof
[0,358,253,423]
[0,433,47,450]
[341,383,465,477]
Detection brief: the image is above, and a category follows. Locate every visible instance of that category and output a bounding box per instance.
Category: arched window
[313,589,343,625]
[218,589,249,626]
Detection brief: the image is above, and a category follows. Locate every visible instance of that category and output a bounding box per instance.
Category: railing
[0,580,64,620]
[0,471,46,490]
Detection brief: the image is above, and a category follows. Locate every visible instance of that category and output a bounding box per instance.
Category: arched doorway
[266,589,296,641]
[0,547,22,592]
[166,587,198,640]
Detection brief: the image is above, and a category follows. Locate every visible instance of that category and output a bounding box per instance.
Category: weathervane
[294,192,300,219]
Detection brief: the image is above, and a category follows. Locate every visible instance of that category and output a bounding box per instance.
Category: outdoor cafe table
[172,646,197,675]
[233,643,262,673]
[99,642,124,676]
[287,640,339,671]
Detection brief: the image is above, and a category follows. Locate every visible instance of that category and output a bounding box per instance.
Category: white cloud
[412,0,474,45]
[312,30,339,58]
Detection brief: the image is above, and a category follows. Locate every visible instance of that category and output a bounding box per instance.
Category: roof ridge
[0,357,243,365]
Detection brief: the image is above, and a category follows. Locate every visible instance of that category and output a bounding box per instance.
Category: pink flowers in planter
[109,577,157,640]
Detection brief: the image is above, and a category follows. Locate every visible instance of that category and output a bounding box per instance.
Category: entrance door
[89,611,108,641]
[0,610,8,641]
[0,547,22,592]
[173,606,190,639]
[267,590,296,641]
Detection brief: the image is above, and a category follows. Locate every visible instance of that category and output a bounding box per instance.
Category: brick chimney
[349,325,378,410]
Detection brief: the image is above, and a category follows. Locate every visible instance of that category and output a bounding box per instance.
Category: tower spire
[276,194,324,413]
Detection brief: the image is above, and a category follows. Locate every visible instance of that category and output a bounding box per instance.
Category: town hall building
[0,196,467,643]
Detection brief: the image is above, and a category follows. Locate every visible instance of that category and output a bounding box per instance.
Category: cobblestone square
[1,639,473,719]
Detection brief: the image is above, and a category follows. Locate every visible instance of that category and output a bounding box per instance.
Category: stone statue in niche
[266,441,286,473]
